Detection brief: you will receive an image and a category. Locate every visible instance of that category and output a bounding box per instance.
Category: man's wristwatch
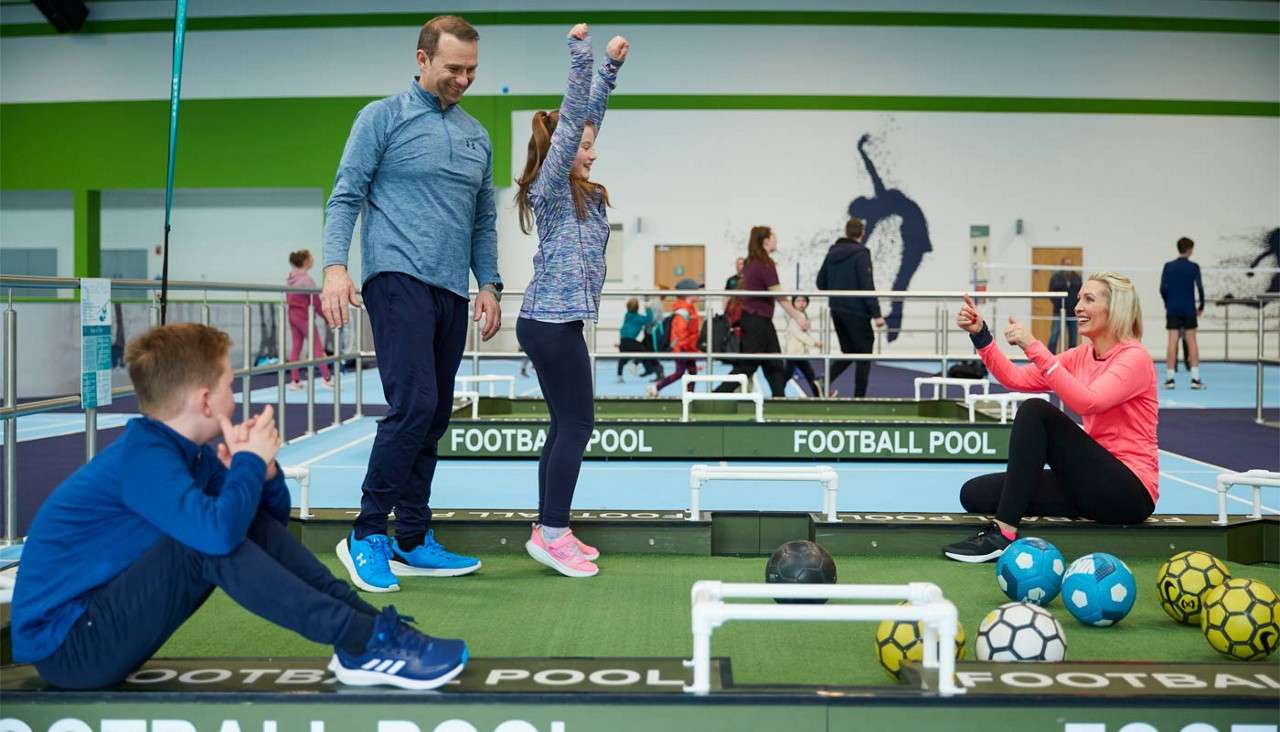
[481,283,502,302]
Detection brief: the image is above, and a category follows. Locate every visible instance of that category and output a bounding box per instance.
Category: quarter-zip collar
[410,77,447,113]
[133,416,202,469]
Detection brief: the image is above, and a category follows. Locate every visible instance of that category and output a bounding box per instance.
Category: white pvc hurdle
[913,376,990,401]
[455,374,516,398]
[965,392,1050,423]
[452,390,481,418]
[688,464,838,522]
[683,580,962,696]
[282,465,312,520]
[1215,469,1280,525]
[680,374,763,423]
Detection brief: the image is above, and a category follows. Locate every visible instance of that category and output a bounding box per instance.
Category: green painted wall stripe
[73,189,101,279]
[1,11,1277,37]
[2,94,1277,194]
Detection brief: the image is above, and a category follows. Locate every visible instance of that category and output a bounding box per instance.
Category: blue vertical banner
[159,0,189,325]
[80,278,113,409]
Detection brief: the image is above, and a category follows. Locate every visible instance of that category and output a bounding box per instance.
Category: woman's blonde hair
[1088,271,1143,341]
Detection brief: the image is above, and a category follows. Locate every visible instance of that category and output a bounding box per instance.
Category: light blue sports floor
[274,414,1275,520]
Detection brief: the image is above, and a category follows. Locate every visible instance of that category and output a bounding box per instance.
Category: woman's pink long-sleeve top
[976,337,1159,503]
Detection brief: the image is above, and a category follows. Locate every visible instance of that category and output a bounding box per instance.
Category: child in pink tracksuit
[286,250,331,388]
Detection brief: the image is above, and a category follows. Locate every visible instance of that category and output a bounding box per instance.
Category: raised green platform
[814,512,1280,564]
[2,658,1275,731]
[290,508,712,556]
[289,508,1278,563]
[442,397,1011,460]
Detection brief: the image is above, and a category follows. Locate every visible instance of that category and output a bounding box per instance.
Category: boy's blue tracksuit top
[11,417,288,662]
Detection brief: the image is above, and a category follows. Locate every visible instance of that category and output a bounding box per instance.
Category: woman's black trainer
[942,522,1012,563]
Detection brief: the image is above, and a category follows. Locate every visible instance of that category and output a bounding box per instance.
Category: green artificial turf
[159,554,1280,687]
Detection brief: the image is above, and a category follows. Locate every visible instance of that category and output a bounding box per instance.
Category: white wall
[2,4,1277,360]
[501,109,1280,356]
[4,24,1278,103]
[5,0,1279,24]
[99,188,346,285]
[0,190,75,278]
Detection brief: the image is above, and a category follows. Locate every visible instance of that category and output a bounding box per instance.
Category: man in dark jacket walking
[817,217,885,397]
[1047,257,1082,354]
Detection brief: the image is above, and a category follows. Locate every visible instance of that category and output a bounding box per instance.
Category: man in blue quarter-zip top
[11,324,467,690]
[319,15,503,592]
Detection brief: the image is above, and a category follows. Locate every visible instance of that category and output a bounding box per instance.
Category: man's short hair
[124,324,231,417]
[418,15,479,57]
[846,217,865,241]
[1176,236,1195,255]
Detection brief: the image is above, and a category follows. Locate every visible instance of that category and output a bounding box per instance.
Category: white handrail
[964,392,1050,424]
[683,580,962,696]
[282,465,312,520]
[680,374,762,423]
[913,376,990,401]
[1215,469,1280,525]
[456,374,516,398]
[689,464,839,522]
[453,390,481,419]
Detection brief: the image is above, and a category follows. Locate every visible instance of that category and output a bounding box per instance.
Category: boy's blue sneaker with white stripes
[329,606,468,690]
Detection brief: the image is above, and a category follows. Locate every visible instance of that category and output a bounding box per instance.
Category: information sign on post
[80,278,113,408]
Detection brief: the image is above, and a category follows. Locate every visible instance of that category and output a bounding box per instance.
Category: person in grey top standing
[320,15,503,593]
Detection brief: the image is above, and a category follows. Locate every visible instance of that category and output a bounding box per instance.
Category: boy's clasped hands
[217,405,281,480]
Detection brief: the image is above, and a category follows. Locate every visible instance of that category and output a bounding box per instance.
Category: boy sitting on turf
[10,323,467,690]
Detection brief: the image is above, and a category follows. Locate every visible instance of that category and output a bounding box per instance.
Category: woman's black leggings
[715,313,789,396]
[960,399,1154,527]
[517,318,595,529]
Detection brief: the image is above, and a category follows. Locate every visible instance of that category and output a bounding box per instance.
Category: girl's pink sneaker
[533,523,598,561]
[526,526,598,578]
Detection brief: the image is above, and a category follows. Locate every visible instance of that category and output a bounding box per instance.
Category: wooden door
[1031,247,1083,346]
[654,244,705,290]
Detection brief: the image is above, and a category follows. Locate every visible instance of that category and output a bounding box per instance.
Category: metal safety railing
[1,275,365,547]
[455,287,1067,399]
[3,274,1276,546]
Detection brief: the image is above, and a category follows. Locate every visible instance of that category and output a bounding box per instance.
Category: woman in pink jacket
[943,272,1158,562]
[286,249,331,389]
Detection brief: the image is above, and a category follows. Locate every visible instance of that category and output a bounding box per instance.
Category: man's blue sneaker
[337,531,400,593]
[328,606,468,690]
[390,530,482,577]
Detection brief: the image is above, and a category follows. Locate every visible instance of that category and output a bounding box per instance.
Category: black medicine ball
[765,540,837,604]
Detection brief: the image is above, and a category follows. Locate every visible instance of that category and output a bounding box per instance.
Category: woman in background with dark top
[714,226,810,396]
